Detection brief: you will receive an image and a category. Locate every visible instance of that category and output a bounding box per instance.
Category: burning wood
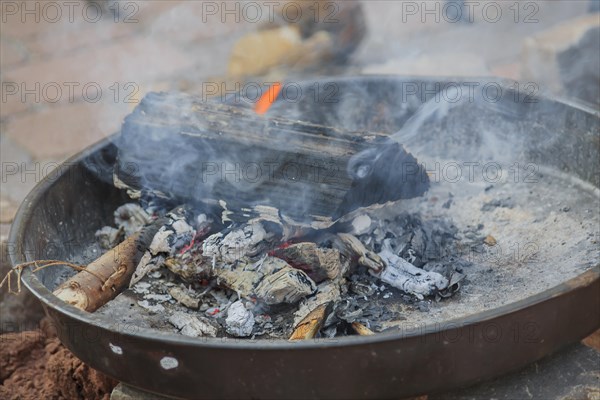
[289,302,332,341]
[168,312,218,338]
[54,226,158,312]
[254,266,317,304]
[12,91,476,340]
[47,196,469,339]
[49,205,205,313]
[351,322,375,336]
[271,242,346,283]
[115,92,430,221]
[168,286,200,310]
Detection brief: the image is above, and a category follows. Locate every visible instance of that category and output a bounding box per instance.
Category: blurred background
[1,0,598,233]
[1,1,599,399]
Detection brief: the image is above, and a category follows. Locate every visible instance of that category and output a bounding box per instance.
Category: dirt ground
[0,318,117,400]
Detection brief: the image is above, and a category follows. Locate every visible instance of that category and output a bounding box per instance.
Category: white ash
[293,281,341,326]
[169,312,218,338]
[114,203,151,237]
[130,253,165,287]
[169,286,200,309]
[225,300,255,337]
[350,214,373,236]
[137,300,165,314]
[129,208,197,287]
[144,293,172,303]
[374,240,449,300]
[254,267,317,304]
[132,282,151,295]
[95,226,123,249]
[172,219,193,235]
[202,223,274,263]
[149,228,174,255]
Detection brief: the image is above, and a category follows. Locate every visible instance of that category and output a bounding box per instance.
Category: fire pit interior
[22,77,599,341]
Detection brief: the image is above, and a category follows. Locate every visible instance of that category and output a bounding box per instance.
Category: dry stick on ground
[52,220,163,312]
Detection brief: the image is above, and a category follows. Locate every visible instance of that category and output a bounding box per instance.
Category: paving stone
[4,101,126,160]
[0,134,35,204]
[0,91,30,121]
[0,36,29,68]
[138,0,250,46]
[0,10,58,39]
[429,343,600,400]
[0,195,18,224]
[0,223,10,243]
[24,20,137,60]
[5,35,197,105]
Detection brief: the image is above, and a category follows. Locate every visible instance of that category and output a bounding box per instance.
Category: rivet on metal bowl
[160,356,179,370]
[109,343,123,355]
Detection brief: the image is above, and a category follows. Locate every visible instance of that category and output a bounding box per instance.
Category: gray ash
[95,200,473,340]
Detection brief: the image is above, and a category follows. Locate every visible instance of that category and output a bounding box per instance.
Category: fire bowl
[9,76,600,399]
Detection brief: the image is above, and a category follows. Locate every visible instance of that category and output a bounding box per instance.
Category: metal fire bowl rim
[9,75,600,351]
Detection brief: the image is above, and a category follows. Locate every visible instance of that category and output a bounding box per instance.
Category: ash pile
[94,92,469,340]
[95,200,468,340]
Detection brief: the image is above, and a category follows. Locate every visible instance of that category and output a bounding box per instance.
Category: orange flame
[254,82,282,115]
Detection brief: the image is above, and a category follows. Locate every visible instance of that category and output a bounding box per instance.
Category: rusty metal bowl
[9,76,600,399]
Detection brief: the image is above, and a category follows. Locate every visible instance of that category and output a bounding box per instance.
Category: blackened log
[116,92,429,221]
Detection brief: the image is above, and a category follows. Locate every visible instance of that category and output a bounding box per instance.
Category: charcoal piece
[350,281,376,297]
[202,223,278,263]
[254,267,317,305]
[130,206,197,286]
[168,287,200,310]
[168,312,218,337]
[95,226,123,249]
[114,203,151,237]
[116,92,429,221]
[331,233,384,272]
[294,281,343,326]
[335,300,364,322]
[481,198,516,211]
[272,242,344,283]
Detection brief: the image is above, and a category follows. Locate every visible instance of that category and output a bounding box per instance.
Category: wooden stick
[351,322,374,336]
[289,302,331,341]
[53,222,161,312]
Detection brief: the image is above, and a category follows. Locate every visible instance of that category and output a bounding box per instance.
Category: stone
[0,196,18,224]
[228,25,304,76]
[522,14,600,104]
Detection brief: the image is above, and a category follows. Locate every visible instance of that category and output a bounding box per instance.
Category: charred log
[115,92,429,222]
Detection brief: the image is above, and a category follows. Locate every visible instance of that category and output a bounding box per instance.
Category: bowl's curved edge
[7,76,600,398]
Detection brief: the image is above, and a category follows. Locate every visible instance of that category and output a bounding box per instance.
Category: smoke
[10,0,594,217]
